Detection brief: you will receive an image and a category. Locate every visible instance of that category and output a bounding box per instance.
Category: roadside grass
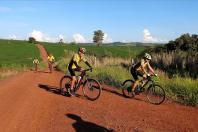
[158,74,198,106]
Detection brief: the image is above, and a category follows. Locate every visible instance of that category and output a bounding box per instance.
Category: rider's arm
[147,63,155,75]
[141,66,148,75]
[82,56,92,69]
[85,61,92,69]
[73,60,81,69]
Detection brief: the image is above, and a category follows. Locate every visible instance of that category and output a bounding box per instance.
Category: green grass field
[43,43,147,60]
[0,39,41,68]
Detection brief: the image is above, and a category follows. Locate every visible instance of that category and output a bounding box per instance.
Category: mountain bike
[122,75,165,105]
[60,68,102,101]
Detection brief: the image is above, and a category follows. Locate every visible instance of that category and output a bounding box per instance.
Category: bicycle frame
[138,75,155,92]
[74,69,91,92]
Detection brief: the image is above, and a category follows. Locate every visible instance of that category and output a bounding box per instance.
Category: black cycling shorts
[130,67,144,81]
[68,67,81,76]
[68,68,75,76]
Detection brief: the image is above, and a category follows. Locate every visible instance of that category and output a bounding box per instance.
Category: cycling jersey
[133,59,150,71]
[68,53,87,69]
[131,59,150,81]
[47,56,55,62]
[33,59,39,64]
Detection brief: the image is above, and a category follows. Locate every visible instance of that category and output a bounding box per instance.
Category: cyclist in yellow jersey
[47,53,55,73]
[47,53,55,62]
[33,59,39,72]
[68,47,92,96]
[130,53,157,95]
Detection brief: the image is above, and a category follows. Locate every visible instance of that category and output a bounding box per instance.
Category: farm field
[43,43,147,59]
[0,39,41,68]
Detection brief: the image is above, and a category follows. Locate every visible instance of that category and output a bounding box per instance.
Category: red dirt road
[0,45,197,132]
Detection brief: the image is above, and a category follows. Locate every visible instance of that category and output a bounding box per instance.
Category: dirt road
[0,45,197,132]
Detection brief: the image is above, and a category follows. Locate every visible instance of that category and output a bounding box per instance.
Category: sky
[0,0,198,43]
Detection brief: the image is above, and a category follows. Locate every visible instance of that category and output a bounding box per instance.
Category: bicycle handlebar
[83,68,93,72]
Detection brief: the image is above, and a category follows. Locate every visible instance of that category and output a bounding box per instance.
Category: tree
[165,33,198,51]
[59,39,64,44]
[93,30,104,46]
[28,37,36,43]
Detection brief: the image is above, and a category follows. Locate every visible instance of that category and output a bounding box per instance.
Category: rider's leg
[132,80,139,91]
[68,68,76,92]
[142,74,147,85]
[70,76,76,91]
[131,68,139,91]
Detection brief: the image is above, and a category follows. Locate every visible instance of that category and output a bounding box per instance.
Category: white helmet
[144,53,152,60]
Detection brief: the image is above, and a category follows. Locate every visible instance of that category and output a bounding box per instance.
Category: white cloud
[73,33,86,43]
[103,33,113,43]
[143,29,168,43]
[28,29,62,42]
[8,34,17,40]
[143,29,158,43]
[0,7,11,12]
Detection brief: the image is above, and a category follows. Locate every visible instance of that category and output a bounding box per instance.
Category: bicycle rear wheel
[60,76,72,95]
[122,80,134,98]
[82,78,101,101]
[146,84,165,105]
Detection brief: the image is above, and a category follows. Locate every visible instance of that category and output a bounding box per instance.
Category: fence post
[94,56,97,67]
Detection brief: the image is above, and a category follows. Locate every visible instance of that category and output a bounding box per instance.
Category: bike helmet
[144,53,152,60]
[79,47,86,54]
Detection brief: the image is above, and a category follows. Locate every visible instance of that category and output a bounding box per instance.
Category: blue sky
[0,0,198,43]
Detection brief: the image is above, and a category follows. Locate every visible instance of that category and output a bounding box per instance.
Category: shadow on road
[102,85,147,103]
[66,113,114,132]
[38,84,62,95]
[38,84,92,99]
[101,86,124,97]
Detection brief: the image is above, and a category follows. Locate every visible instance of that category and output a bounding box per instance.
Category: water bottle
[77,76,81,84]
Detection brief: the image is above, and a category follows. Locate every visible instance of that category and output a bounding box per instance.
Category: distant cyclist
[33,58,39,72]
[130,53,157,95]
[68,47,92,96]
[47,53,55,73]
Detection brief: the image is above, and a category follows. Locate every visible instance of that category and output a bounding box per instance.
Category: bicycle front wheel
[82,78,101,101]
[60,76,72,95]
[122,80,134,98]
[146,84,165,105]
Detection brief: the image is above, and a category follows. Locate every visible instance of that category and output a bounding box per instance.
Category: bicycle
[60,68,102,101]
[121,75,165,105]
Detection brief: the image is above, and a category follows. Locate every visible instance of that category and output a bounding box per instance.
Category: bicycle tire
[82,78,101,101]
[59,76,72,95]
[146,84,165,105]
[122,80,135,98]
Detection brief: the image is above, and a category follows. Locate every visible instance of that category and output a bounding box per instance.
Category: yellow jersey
[134,59,150,71]
[47,55,55,62]
[70,53,87,69]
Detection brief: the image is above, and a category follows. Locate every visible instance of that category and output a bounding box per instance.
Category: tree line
[29,30,105,46]
[166,33,198,52]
